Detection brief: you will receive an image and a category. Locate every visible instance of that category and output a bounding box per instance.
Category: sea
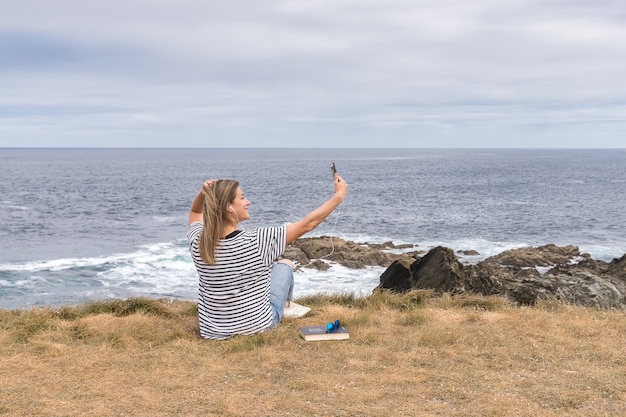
[1,148,625,310]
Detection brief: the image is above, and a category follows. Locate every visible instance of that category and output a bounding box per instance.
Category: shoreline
[2,237,625,311]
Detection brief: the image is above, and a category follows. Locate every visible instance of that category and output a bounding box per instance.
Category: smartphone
[330,162,337,176]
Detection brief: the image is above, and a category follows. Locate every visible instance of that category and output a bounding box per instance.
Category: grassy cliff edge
[1,292,624,417]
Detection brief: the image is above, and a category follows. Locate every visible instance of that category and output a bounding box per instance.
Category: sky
[1,0,625,148]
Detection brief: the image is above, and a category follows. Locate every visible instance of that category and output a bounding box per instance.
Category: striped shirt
[187,222,286,340]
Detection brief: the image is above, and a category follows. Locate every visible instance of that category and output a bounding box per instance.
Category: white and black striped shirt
[187,222,286,340]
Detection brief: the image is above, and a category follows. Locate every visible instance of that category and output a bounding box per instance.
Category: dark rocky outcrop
[410,246,468,294]
[378,244,626,309]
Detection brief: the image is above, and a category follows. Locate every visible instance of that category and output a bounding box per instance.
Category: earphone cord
[317,205,340,261]
[297,205,341,267]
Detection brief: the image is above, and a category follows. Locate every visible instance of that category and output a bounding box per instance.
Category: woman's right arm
[285,174,348,244]
[189,180,216,225]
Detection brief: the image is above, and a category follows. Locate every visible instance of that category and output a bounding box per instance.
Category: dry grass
[1,292,625,417]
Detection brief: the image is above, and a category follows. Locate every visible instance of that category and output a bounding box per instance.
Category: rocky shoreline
[287,237,626,309]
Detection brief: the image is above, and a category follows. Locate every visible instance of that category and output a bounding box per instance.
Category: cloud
[1,0,626,147]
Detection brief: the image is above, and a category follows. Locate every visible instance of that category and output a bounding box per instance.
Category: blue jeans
[269,261,294,327]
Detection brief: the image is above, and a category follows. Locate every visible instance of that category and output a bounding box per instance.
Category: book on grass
[299,324,350,342]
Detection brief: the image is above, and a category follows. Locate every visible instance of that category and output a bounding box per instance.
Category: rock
[287,237,417,270]
[377,244,626,309]
[605,255,626,300]
[483,244,588,268]
[457,249,480,256]
[380,246,478,295]
[607,254,626,282]
[308,259,330,271]
[283,246,310,267]
[540,254,626,307]
[367,241,416,251]
[503,271,623,308]
[410,246,468,294]
[378,260,413,292]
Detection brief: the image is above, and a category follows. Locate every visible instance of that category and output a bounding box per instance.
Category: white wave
[0,240,188,272]
[577,244,625,262]
[0,278,39,288]
[0,200,30,210]
[152,215,178,223]
[293,264,385,298]
[0,256,113,272]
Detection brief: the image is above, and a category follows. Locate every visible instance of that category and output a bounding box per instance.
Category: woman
[188,172,348,339]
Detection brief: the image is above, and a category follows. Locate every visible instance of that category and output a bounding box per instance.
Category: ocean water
[1,148,625,309]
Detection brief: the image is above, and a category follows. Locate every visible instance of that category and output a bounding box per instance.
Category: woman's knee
[278,259,294,270]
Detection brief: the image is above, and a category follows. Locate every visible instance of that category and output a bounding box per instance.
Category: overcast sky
[1,0,625,148]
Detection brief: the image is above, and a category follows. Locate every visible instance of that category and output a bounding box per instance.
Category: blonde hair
[198,179,240,265]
